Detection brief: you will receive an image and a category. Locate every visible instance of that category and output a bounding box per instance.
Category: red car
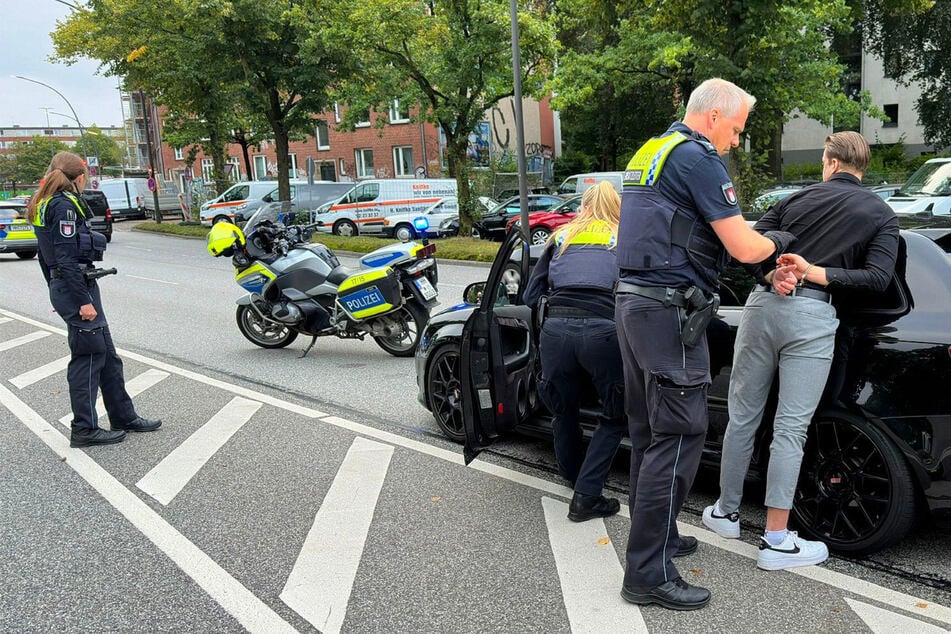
[504,194,582,245]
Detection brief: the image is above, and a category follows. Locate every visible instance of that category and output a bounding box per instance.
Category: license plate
[414,276,438,300]
[8,224,30,232]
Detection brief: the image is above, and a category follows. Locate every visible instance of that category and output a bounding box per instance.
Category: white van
[381,197,460,240]
[887,158,951,216]
[96,178,147,220]
[200,181,283,226]
[556,172,624,195]
[313,179,458,236]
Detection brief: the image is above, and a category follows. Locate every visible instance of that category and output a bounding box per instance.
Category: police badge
[721,182,738,205]
[60,220,76,237]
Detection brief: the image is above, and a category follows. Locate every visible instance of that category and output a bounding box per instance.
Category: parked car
[0,198,37,259]
[867,183,902,200]
[748,186,804,219]
[471,195,565,240]
[430,197,497,238]
[887,157,951,216]
[95,178,147,220]
[81,189,114,242]
[556,172,624,195]
[382,197,460,241]
[505,194,583,245]
[416,215,951,556]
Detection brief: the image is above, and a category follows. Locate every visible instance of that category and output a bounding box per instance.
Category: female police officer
[26,152,161,448]
[523,180,625,522]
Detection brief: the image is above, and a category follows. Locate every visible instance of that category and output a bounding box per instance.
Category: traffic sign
[148,178,156,192]
[86,156,99,168]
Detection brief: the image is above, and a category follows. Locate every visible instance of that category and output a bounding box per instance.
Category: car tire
[105,233,112,243]
[530,227,550,245]
[334,219,358,237]
[792,410,917,555]
[427,343,465,443]
[394,224,416,242]
[213,215,231,225]
[501,262,522,297]
[15,251,37,260]
[470,226,482,240]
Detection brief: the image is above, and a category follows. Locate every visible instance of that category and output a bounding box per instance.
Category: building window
[355,148,374,178]
[228,156,241,181]
[288,153,298,178]
[253,155,267,180]
[201,158,214,181]
[316,120,330,150]
[355,107,371,128]
[883,104,899,128]
[389,100,409,124]
[333,102,341,123]
[393,146,413,177]
[174,147,184,161]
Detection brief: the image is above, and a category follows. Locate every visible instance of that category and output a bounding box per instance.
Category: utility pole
[138,89,162,224]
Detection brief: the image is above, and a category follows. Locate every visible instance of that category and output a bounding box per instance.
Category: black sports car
[416,216,951,556]
[471,195,565,240]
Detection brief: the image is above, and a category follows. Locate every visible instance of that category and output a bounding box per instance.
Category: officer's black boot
[567,492,621,522]
[70,425,126,448]
[110,416,162,432]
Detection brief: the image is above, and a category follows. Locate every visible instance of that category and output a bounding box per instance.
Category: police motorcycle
[206,206,439,357]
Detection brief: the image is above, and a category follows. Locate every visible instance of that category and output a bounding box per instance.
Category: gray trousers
[719,290,838,512]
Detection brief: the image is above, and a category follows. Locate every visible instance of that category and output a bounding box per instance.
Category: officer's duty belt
[614,281,690,308]
[546,306,605,319]
[755,283,831,303]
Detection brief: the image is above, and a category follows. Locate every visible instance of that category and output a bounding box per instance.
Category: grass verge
[134,221,504,262]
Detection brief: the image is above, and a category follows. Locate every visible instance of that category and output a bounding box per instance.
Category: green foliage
[782,162,823,183]
[728,147,774,211]
[9,137,71,184]
[70,126,122,170]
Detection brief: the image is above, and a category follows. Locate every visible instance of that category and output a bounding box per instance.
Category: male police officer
[28,152,161,448]
[615,79,795,610]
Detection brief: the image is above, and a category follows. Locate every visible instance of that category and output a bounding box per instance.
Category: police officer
[523,181,625,522]
[615,79,795,610]
[26,152,161,448]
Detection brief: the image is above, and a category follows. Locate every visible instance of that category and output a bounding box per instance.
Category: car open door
[460,231,538,464]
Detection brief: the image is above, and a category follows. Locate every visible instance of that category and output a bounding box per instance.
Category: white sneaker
[702,503,740,538]
[757,531,829,571]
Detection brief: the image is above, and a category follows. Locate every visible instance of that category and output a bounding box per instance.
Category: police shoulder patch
[721,182,738,206]
[60,220,76,238]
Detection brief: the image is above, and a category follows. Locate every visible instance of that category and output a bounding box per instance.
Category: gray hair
[685,78,756,117]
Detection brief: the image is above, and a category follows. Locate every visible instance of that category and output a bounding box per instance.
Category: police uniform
[34,191,150,443]
[615,122,741,593]
[523,221,624,505]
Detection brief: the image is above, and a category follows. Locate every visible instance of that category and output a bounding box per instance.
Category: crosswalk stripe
[280,436,394,634]
[0,331,50,352]
[542,497,646,633]
[136,395,261,506]
[9,354,70,388]
[846,598,947,633]
[58,368,171,427]
[0,317,11,324]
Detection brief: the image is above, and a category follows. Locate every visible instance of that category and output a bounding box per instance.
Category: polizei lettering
[344,287,385,312]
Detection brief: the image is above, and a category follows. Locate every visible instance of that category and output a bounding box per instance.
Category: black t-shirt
[754,173,899,292]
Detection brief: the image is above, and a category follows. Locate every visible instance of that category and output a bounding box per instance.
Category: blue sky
[0,1,125,128]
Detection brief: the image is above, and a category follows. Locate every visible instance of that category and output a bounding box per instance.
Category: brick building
[156,97,560,194]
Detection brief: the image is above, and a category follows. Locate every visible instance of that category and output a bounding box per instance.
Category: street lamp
[13,74,88,160]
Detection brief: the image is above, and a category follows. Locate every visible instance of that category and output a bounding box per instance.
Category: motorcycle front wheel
[235,305,299,349]
[372,300,428,357]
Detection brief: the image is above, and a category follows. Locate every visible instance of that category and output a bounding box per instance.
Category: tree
[325,0,558,232]
[0,154,22,194]
[11,137,71,184]
[864,0,951,150]
[70,126,122,171]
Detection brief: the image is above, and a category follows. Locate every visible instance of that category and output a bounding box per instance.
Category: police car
[0,198,38,259]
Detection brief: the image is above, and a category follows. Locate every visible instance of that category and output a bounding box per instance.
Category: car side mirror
[463,282,485,305]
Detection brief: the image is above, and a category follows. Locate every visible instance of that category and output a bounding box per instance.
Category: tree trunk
[207,128,229,195]
[266,92,291,202]
[446,142,474,235]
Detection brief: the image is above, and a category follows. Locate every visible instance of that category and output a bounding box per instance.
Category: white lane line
[0,317,11,324]
[0,331,50,352]
[542,497,645,634]
[137,396,262,506]
[280,436,393,634]
[58,368,171,427]
[10,355,70,388]
[126,274,178,285]
[0,383,296,634]
[0,308,327,419]
[846,598,947,633]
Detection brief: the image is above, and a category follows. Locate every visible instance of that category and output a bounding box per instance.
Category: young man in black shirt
[703,131,899,570]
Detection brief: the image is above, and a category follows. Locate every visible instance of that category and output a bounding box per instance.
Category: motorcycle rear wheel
[372,300,428,357]
[235,305,299,349]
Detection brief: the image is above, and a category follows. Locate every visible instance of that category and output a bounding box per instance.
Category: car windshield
[899,161,951,196]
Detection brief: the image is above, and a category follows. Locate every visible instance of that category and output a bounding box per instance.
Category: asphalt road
[0,222,948,632]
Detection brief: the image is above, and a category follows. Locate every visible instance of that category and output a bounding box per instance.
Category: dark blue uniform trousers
[49,279,136,430]
[538,316,625,496]
[615,294,711,588]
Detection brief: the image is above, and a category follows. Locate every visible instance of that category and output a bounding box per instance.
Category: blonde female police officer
[27,152,161,448]
[523,181,626,522]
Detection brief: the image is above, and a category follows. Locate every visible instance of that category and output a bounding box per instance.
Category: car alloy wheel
[427,343,465,442]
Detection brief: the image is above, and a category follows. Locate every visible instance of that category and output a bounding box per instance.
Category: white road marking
[137,396,262,505]
[58,368,170,427]
[542,497,646,633]
[846,597,947,633]
[10,355,70,388]
[0,330,50,352]
[126,274,178,285]
[1,307,948,627]
[280,436,393,634]
[0,317,11,324]
[0,383,296,634]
